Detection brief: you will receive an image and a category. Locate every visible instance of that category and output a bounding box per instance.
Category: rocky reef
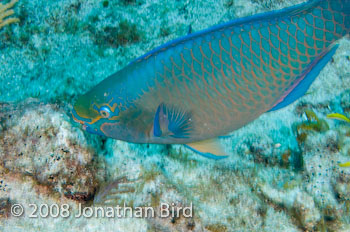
[1,0,350,231]
[0,99,105,202]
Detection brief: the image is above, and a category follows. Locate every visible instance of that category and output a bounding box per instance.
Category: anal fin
[185,138,228,160]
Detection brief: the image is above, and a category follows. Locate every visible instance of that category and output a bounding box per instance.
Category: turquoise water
[1,0,350,231]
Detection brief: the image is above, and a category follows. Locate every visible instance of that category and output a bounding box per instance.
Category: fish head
[72,84,154,142]
[72,88,123,138]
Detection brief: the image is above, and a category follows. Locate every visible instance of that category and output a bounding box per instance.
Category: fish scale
[73,0,350,149]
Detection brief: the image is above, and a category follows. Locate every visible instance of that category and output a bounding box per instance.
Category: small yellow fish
[327,113,350,123]
[338,162,350,167]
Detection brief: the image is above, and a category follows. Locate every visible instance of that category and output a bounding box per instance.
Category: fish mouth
[71,109,91,132]
[72,109,104,136]
[71,108,92,124]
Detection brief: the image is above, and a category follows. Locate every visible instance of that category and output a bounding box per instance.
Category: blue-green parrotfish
[73,0,350,159]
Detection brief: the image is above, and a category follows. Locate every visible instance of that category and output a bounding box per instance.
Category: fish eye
[99,106,111,118]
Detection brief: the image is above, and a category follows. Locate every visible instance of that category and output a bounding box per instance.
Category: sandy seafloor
[1,0,350,231]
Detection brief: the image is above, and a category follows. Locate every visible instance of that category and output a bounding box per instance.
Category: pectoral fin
[185,138,228,160]
[153,103,192,138]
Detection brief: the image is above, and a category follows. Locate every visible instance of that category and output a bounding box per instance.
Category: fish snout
[71,109,86,125]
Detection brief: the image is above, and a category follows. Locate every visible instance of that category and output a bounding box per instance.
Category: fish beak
[71,109,91,132]
[71,111,103,136]
[72,110,85,125]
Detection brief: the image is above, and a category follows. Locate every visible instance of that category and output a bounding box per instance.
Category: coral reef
[0,0,350,231]
[0,99,105,203]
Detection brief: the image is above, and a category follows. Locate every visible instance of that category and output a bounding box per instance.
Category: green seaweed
[166,146,198,168]
[280,149,291,168]
[291,150,304,171]
[282,180,298,190]
[120,0,136,5]
[102,0,109,8]
[294,109,329,145]
[116,20,141,45]
[224,0,234,8]
[141,166,161,183]
[297,110,329,132]
[160,24,171,37]
[297,121,329,132]
[205,224,228,232]
[304,109,318,121]
[92,20,142,48]
[296,132,307,144]
[150,192,161,209]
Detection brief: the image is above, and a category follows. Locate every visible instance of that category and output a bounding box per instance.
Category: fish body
[73,0,350,156]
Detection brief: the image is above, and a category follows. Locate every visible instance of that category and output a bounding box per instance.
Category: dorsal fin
[130,0,320,64]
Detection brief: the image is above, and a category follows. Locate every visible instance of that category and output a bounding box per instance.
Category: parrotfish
[73,0,350,159]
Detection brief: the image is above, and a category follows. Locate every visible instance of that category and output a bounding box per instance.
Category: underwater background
[1,0,350,231]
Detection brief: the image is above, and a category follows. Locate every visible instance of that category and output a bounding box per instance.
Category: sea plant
[294,109,329,144]
[0,0,19,30]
